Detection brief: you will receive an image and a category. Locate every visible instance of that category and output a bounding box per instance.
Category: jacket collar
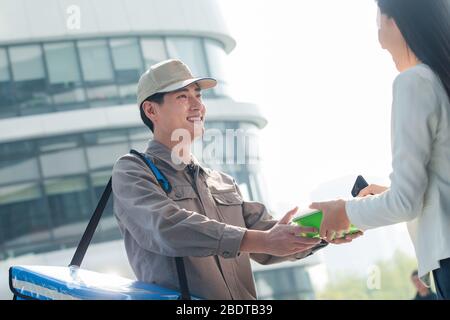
[145,139,205,173]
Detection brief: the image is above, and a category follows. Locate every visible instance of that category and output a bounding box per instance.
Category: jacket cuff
[346,199,366,230]
[217,225,247,258]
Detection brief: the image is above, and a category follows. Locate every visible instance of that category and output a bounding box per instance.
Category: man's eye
[177,95,187,99]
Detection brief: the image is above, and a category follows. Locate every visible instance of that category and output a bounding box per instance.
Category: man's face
[152,82,206,141]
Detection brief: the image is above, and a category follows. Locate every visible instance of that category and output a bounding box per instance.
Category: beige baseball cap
[137,59,217,107]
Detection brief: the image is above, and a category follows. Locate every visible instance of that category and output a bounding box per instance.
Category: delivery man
[112,59,356,299]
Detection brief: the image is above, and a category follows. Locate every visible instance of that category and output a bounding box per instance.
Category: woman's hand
[327,231,364,244]
[358,184,389,197]
[309,200,351,241]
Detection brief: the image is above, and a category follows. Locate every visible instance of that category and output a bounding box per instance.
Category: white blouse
[346,63,450,281]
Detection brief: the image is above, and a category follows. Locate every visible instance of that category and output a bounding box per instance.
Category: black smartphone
[351,175,369,197]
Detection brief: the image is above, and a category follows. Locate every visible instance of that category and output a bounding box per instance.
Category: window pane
[0,140,35,159]
[90,170,113,219]
[140,38,167,69]
[0,182,51,249]
[78,40,114,82]
[86,143,129,170]
[38,136,87,178]
[38,135,80,153]
[0,158,40,185]
[45,42,81,84]
[78,40,119,106]
[0,48,16,117]
[204,39,231,97]
[0,48,9,82]
[43,42,86,111]
[44,176,91,229]
[129,127,151,141]
[204,40,228,82]
[40,148,87,178]
[110,38,142,102]
[166,37,208,77]
[9,45,51,115]
[0,140,39,184]
[129,125,151,151]
[110,38,142,83]
[85,85,119,106]
[84,129,128,145]
[90,171,120,241]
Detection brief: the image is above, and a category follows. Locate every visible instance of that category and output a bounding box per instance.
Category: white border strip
[12,279,80,300]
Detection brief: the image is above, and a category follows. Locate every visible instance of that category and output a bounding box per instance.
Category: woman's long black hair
[377,0,450,101]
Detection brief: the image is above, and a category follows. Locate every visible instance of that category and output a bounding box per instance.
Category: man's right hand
[240,207,321,257]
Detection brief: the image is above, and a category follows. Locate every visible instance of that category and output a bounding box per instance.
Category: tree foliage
[317,250,420,300]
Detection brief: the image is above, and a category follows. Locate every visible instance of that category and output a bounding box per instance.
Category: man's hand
[240,207,321,256]
[263,207,321,256]
[358,184,388,197]
[309,200,352,242]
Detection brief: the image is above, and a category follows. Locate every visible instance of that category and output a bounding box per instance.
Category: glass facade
[9,45,51,115]
[0,33,315,300]
[0,128,146,259]
[0,36,229,119]
[44,42,86,111]
[0,35,246,260]
[0,122,263,260]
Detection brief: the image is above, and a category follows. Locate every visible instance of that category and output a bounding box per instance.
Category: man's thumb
[279,206,298,224]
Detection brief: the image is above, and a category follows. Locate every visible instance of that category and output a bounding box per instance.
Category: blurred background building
[0,0,321,299]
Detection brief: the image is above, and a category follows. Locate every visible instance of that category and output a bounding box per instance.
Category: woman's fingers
[330,238,351,244]
[357,186,373,197]
[326,230,336,242]
[346,231,364,239]
[328,231,364,244]
[358,184,388,197]
[309,202,323,211]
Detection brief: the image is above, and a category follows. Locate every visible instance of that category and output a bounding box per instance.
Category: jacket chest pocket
[210,189,245,227]
[168,185,200,212]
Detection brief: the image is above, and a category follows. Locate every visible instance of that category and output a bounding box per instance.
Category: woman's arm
[311,68,440,240]
[345,69,440,229]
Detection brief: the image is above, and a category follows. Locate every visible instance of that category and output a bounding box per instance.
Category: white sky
[219,0,396,206]
[218,0,416,277]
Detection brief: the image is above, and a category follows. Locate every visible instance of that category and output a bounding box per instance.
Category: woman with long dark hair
[311,0,450,299]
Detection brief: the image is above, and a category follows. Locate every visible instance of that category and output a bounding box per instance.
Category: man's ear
[142,101,158,122]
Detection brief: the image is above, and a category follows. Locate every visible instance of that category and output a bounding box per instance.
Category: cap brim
[158,77,217,93]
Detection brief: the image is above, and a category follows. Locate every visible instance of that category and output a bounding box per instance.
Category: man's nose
[189,96,203,111]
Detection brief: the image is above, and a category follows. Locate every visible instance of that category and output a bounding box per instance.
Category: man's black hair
[140,92,166,133]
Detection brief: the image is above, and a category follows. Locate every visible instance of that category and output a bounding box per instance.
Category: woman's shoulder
[394,64,442,92]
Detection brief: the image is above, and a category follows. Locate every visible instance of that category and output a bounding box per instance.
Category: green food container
[292,208,360,238]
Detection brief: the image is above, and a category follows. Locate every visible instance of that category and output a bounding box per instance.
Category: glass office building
[0,0,319,299]
[0,35,265,259]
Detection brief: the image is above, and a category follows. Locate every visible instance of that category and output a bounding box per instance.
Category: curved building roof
[0,0,236,52]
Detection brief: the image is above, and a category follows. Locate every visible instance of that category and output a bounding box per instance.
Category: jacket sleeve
[234,181,327,265]
[346,70,439,229]
[112,154,246,258]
